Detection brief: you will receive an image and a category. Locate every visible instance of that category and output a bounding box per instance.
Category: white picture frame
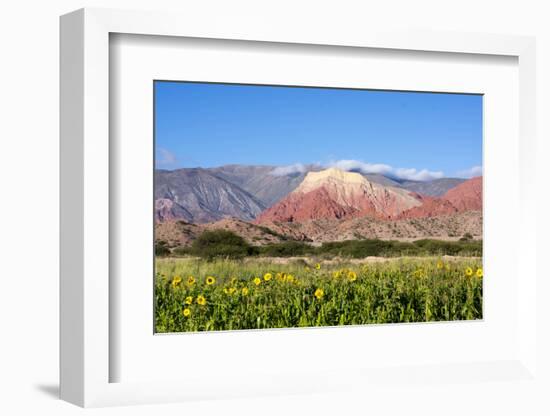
[60,7,539,408]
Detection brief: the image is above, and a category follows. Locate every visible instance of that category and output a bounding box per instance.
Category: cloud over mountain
[270,163,307,176]
[457,165,483,179]
[327,159,444,181]
[270,160,445,181]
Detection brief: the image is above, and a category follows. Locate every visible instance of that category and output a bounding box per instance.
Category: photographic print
[154,81,483,333]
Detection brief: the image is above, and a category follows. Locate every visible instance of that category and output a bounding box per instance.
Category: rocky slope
[155,218,288,247]
[398,178,466,197]
[261,211,482,243]
[398,176,482,219]
[155,168,266,223]
[157,211,482,247]
[443,176,482,211]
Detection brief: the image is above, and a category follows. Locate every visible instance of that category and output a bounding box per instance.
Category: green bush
[155,240,171,256]
[172,246,192,256]
[160,234,482,259]
[190,230,255,260]
[412,239,482,256]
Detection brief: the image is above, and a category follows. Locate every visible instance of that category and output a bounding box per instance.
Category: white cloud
[326,159,444,181]
[328,159,394,176]
[270,159,447,181]
[456,165,482,178]
[156,148,178,167]
[393,168,445,181]
[270,163,307,176]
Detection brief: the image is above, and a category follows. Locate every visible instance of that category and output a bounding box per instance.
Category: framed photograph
[60,8,539,408]
[153,80,484,334]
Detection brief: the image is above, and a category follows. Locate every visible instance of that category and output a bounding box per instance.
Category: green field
[155,256,483,333]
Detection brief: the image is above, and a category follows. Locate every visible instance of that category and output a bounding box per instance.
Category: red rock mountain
[255,168,424,223]
[399,176,482,218]
[255,168,482,224]
[443,176,482,211]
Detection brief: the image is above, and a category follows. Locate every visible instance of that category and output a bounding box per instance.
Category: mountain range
[155,165,471,224]
[256,168,481,223]
[155,165,482,244]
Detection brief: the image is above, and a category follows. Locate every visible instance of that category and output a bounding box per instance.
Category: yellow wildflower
[241,287,249,296]
[314,288,324,300]
[347,270,358,282]
[187,276,196,285]
[465,267,474,277]
[197,295,206,306]
[253,277,261,286]
[315,263,321,270]
[413,269,426,278]
[206,276,216,285]
[285,274,295,283]
[182,308,191,317]
[332,271,341,279]
[476,268,483,278]
[171,276,182,288]
[184,296,193,305]
[264,273,273,281]
[436,261,444,270]
[223,287,237,295]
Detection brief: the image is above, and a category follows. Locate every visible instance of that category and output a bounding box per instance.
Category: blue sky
[155,81,482,180]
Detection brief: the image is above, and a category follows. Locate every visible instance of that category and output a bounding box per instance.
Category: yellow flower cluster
[171,276,182,288]
[223,287,237,295]
[413,268,427,279]
[465,267,483,278]
[331,268,358,282]
[181,293,207,317]
[274,272,296,283]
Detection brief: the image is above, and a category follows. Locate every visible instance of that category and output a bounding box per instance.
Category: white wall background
[0,1,548,415]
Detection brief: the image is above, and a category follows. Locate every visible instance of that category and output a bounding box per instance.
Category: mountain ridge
[154,165,472,224]
[255,168,481,224]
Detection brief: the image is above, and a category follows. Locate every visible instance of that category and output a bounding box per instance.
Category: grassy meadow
[155,256,483,333]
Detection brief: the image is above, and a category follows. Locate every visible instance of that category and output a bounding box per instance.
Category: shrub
[190,230,254,260]
[155,240,171,256]
[459,232,474,242]
[172,246,192,256]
